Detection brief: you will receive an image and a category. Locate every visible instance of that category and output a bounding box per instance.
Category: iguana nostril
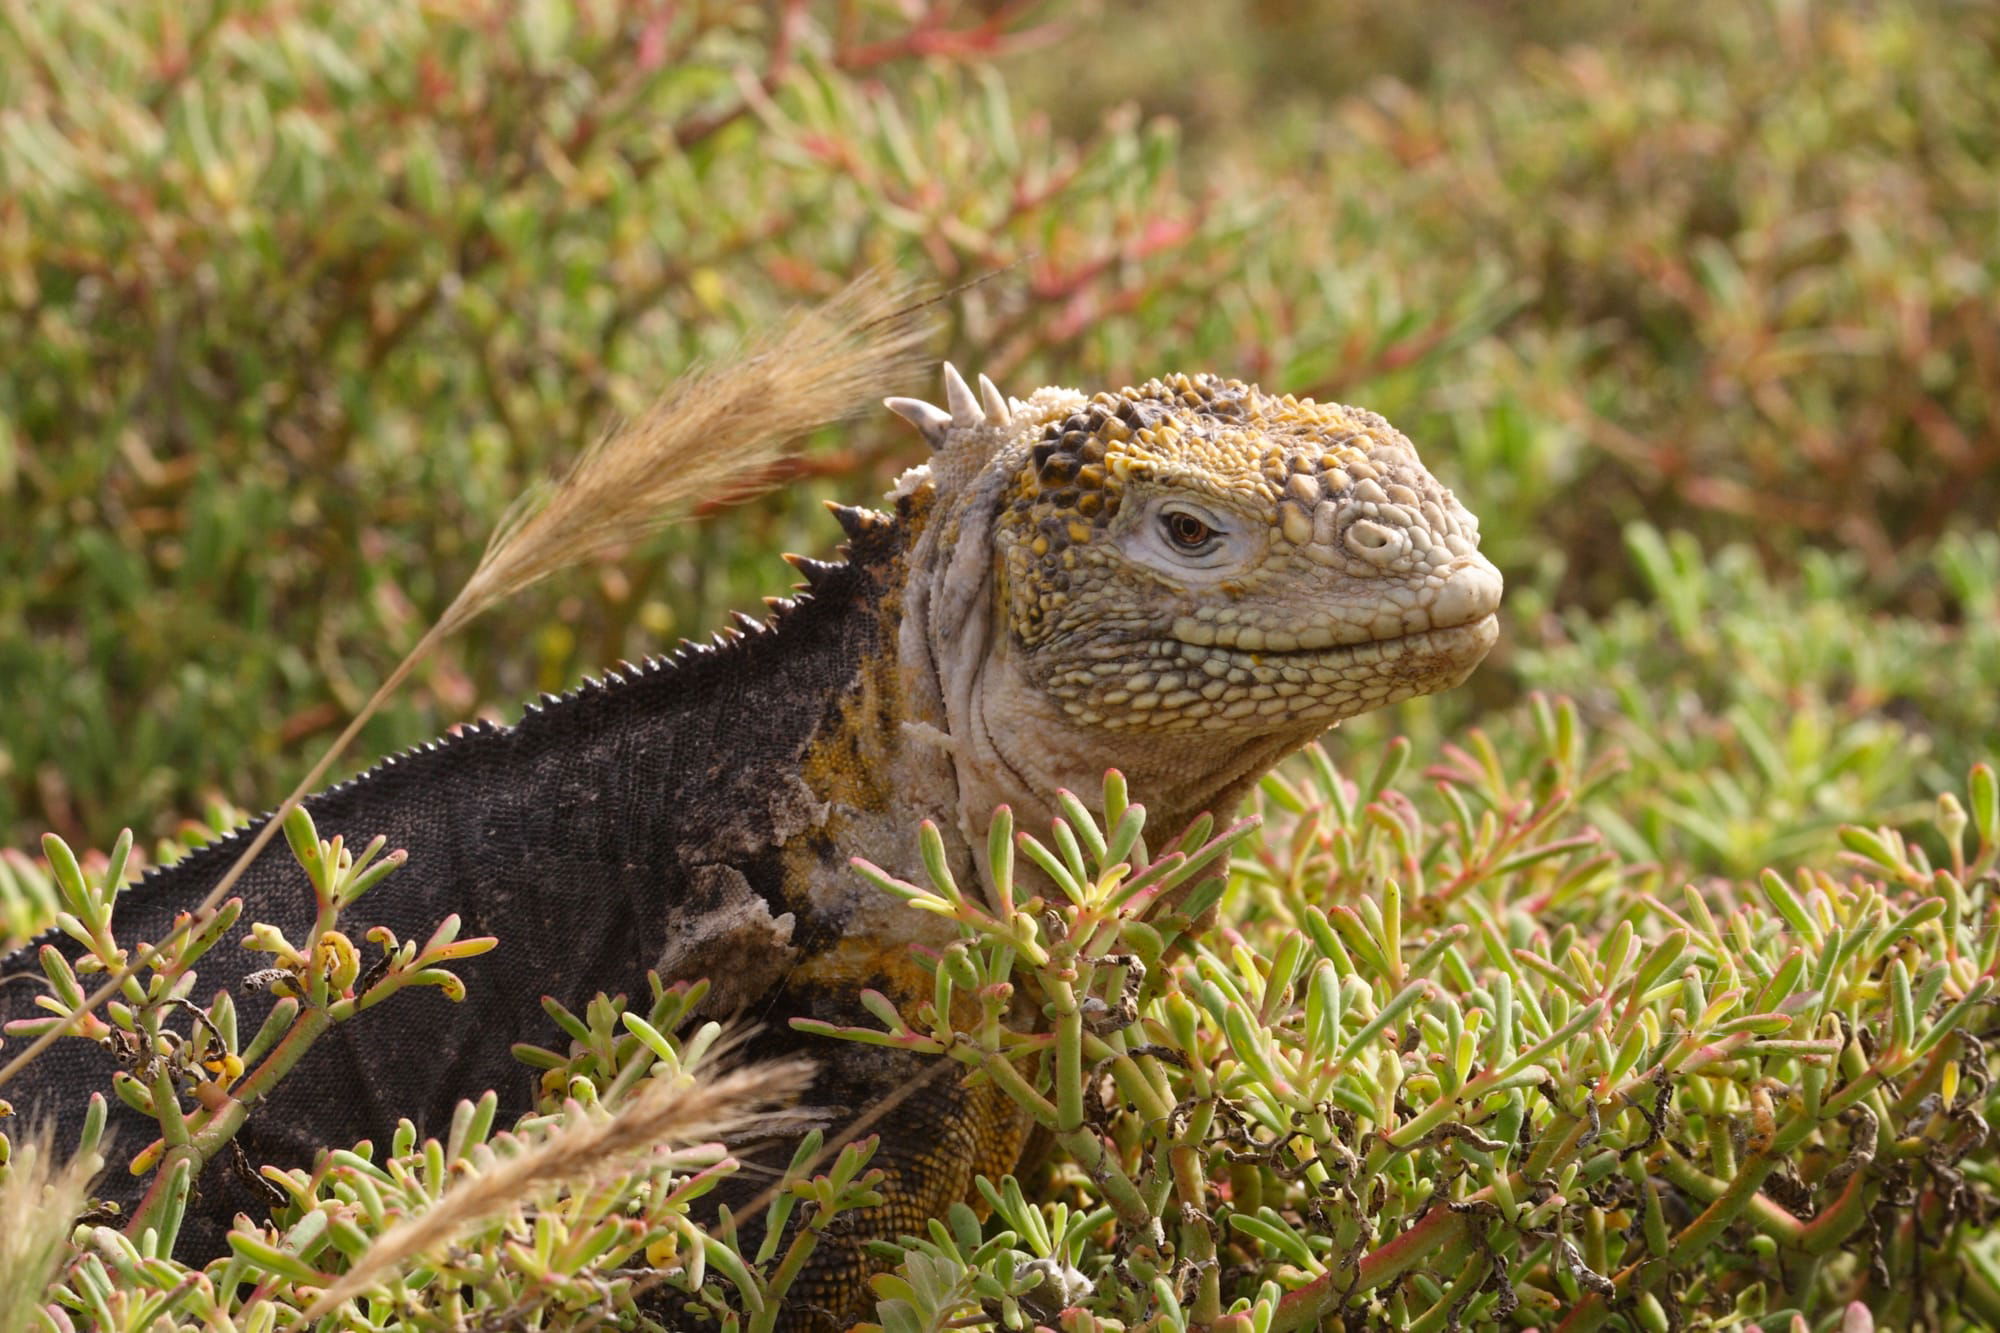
[1345,519,1404,561]
[1431,554,1504,628]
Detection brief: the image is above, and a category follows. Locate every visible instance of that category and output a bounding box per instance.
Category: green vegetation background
[5,5,2000,1330]
[2,0,1995,883]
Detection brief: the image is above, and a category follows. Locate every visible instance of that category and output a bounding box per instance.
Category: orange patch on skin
[790,933,934,995]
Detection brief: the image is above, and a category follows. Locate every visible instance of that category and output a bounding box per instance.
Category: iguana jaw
[944,610,1499,845]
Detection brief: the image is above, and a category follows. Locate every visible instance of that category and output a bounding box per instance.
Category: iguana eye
[1162,510,1217,550]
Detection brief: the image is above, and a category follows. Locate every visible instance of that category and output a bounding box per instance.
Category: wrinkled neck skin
[890,435,1319,890]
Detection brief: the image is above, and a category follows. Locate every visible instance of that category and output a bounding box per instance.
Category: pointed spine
[885,396,953,448]
[977,373,1012,427]
[783,551,845,589]
[942,362,983,426]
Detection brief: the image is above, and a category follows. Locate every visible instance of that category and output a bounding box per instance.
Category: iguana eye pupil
[1165,512,1213,548]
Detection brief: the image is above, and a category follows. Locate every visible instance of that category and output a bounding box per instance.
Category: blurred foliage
[1025,0,2000,578]
[3,0,1993,852]
[1515,525,2000,878]
[0,0,1338,846]
[3,0,1995,852]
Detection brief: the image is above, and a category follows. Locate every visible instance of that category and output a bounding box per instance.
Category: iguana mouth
[1364,615,1501,673]
[1169,613,1498,662]
[1120,619,1497,715]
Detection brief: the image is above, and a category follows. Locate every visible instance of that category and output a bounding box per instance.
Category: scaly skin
[0,366,1500,1330]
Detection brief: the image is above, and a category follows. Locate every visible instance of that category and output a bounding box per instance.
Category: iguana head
[886,365,1501,839]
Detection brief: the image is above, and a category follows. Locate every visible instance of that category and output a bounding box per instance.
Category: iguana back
[2,514,901,1254]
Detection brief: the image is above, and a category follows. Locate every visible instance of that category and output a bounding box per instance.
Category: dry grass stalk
[0,1129,99,1333]
[0,272,935,1095]
[442,270,937,634]
[301,1055,818,1318]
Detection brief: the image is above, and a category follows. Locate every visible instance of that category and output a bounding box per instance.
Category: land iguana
[0,364,1501,1326]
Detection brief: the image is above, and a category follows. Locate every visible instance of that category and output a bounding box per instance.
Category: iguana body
[1,368,1501,1328]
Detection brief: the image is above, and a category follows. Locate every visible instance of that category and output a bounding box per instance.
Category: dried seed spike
[942,362,984,426]
[978,373,1013,427]
[884,396,953,448]
[298,1056,818,1321]
[0,1127,100,1323]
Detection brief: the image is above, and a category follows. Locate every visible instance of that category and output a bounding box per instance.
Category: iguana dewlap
[0,368,1501,1327]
